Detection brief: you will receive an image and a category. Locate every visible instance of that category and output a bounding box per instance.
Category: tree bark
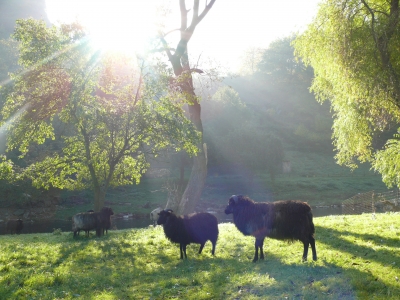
[94,187,106,211]
[161,0,215,214]
[169,55,207,214]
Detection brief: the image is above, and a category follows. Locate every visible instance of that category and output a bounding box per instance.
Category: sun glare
[46,0,159,54]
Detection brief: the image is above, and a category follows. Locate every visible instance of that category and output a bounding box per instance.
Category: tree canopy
[294,0,400,187]
[258,35,313,85]
[1,19,200,210]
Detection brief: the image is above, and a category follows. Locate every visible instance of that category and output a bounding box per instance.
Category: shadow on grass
[1,225,398,299]
[315,225,399,267]
[314,225,400,298]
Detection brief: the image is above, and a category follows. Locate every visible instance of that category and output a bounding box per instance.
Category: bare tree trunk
[160,0,216,214]
[93,187,106,211]
[178,150,207,213]
[179,152,186,184]
[170,59,207,214]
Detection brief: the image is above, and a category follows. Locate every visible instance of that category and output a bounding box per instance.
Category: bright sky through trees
[45,0,321,71]
[46,0,159,54]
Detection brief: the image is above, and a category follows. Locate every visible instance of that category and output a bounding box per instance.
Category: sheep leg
[258,238,264,260]
[310,235,317,261]
[211,241,216,256]
[198,243,205,254]
[179,244,184,259]
[180,244,187,259]
[253,238,264,262]
[302,241,309,261]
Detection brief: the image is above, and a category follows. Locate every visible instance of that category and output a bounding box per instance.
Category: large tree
[294,0,400,187]
[158,0,216,214]
[258,35,313,85]
[1,19,199,210]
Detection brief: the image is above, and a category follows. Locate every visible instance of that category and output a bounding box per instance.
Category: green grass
[1,213,399,299]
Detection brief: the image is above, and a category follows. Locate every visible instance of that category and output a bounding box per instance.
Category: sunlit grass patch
[0,213,399,299]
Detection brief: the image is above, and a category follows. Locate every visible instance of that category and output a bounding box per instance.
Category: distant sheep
[72,207,114,237]
[225,195,317,262]
[74,210,95,236]
[99,207,113,235]
[157,209,219,259]
[6,219,24,234]
[150,207,162,226]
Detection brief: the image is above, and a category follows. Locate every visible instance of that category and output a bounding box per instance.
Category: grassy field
[52,150,390,221]
[1,213,399,299]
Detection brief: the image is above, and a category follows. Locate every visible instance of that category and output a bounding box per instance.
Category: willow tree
[1,19,199,210]
[159,0,216,214]
[294,0,400,187]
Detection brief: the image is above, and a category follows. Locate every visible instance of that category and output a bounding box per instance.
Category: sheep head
[224,195,240,214]
[157,209,174,225]
[100,207,114,216]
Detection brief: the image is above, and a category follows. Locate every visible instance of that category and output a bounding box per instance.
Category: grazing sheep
[150,207,162,226]
[6,219,24,234]
[99,207,113,235]
[157,209,219,259]
[75,210,95,236]
[72,207,114,237]
[225,195,317,262]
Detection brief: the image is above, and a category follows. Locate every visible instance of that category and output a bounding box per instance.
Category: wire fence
[342,189,400,215]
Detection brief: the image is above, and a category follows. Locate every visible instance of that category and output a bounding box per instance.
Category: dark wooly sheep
[99,207,113,235]
[72,207,114,237]
[225,195,317,262]
[157,209,219,259]
[6,219,24,234]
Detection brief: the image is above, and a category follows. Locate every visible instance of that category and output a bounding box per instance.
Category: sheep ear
[232,195,239,203]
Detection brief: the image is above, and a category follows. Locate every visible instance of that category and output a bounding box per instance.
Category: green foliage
[257,35,313,85]
[294,0,400,181]
[0,39,19,83]
[0,155,14,180]
[1,19,200,209]
[373,132,400,188]
[52,228,62,235]
[0,213,399,299]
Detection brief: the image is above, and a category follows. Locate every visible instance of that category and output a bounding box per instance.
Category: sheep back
[72,207,113,237]
[99,207,114,235]
[225,195,317,262]
[157,210,219,258]
[263,200,314,241]
[183,212,219,245]
[225,195,314,240]
[72,212,98,236]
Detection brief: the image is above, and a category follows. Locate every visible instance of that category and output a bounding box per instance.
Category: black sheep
[99,207,113,235]
[225,195,317,262]
[6,219,24,234]
[72,207,114,237]
[157,209,219,259]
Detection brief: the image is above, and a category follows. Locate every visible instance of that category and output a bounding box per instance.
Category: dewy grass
[0,213,399,299]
